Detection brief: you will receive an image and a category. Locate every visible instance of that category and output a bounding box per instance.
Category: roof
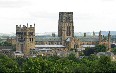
[66,38,71,42]
[38,48,52,51]
[35,36,62,42]
[0,46,13,49]
[97,52,114,56]
[14,51,24,56]
[81,45,95,48]
[35,45,66,48]
[75,36,99,42]
[35,35,99,42]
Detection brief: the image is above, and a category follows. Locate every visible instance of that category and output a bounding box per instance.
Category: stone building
[16,12,111,56]
[35,12,111,52]
[16,24,35,55]
[7,37,16,45]
[58,12,74,45]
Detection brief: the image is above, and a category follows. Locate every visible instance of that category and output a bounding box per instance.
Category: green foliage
[0,54,116,72]
[95,45,107,53]
[0,41,16,51]
[97,56,112,72]
[0,41,12,46]
[0,54,19,72]
[67,53,79,62]
[112,47,116,54]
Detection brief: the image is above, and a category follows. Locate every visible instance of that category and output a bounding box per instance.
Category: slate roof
[35,36,99,42]
[81,45,95,47]
[35,36,62,42]
[96,52,114,56]
[0,46,13,49]
[35,45,66,48]
[75,36,99,42]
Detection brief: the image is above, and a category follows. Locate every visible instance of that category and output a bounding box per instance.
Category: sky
[0,0,116,34]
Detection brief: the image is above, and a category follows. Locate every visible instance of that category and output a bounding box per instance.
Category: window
[28,32,33,36]
[24,38,25,41]
[24,32,26,35]
[67,26,71,36]
[30,38,31,41]
[32,38,33,42]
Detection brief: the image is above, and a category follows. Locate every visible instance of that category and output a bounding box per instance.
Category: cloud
[0,0,30,8]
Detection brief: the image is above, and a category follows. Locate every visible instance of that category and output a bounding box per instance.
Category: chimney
[84,33,86,37]
[99,31,102,43]
[52,33,55,37]
[108,31,111,50]
[34,23,35,27]
[27,23,28,27]
[93,31,95,36]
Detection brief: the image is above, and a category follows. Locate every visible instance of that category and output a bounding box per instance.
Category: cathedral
[16,12,111,56]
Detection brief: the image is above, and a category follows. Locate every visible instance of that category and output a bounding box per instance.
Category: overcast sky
[0,0,116,33]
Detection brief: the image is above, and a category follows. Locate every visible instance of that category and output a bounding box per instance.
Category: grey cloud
[0,0,30,8]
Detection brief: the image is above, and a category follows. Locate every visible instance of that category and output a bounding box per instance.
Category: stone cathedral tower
[58,12,74,45]
[16,24,35,55]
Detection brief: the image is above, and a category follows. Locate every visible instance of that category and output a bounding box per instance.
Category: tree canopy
[95,45,107,53]
[0,53,116,72]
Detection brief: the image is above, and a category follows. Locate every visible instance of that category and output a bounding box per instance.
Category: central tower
[58,12,74,45]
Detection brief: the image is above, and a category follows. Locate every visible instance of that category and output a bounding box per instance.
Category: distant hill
[0,31,116,37]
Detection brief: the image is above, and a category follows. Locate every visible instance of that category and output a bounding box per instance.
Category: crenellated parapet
[16,23,35,31]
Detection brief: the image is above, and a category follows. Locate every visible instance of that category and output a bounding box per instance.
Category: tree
[97,56,112,72]
[95,45,107,53]
[112,47,116,55]
[0,41,12,46]
[3,41,12,46]
[0,54,19,72]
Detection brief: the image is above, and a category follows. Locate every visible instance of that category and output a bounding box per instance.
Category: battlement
[16,23,35,28]
[16,23,35,31]
[59,12,73,22]
[59,12,73,15]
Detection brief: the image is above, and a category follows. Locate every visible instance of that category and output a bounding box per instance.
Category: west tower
[16,24,35,55]
[58,12,74,45]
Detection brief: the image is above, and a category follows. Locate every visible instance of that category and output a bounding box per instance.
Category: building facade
[58,12,74,45]
[16,12,111,56]
[16,24,35,55]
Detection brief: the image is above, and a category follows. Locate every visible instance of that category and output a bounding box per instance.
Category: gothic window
[32,38,33,42]
[16,32,23,35]
[76,45,78,48]
[24,38,25,41]
[24,32,26,35]
[74,44,78,49]
[30,38,31,41]
[67,26,71,36]
[28,32,33,36]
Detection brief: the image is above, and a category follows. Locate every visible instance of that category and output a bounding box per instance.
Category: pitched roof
[35,45,66,48]
[35,36,62,42]
[75,36,99,42]
[97,52,114,56]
